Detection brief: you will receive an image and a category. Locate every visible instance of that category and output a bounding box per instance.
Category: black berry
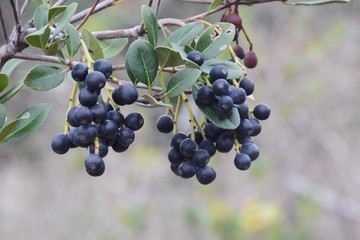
[156,115,173,133]
[187,50,205,66]
[196,165,216,185]
[93,59,113,78]
[253,103,271,120]
[51,133,70,154]
[71,63,88,82]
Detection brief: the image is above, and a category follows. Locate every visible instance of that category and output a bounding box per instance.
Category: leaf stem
[64,82,78,134]
[80,39,94,68]
[181,92,196,140]
[228,45,247,78]
[173,95,182,133]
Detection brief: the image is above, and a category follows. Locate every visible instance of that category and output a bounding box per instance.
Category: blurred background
[1,0,360,239]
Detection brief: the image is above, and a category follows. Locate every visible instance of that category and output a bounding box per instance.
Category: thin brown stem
[240,25,253,51]
[13,52,73,66]
[71,0,117,24]
[76,0,101,30]
[148,0,154,7]
[156,0,161,15]
[9,0,20,27]
[0,7,8,42]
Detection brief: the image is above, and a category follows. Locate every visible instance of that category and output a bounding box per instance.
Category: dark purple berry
[209,65,228,83]
[51,133,70,154]
[93,59,113,78]
[179,138,197,158]
[234,153,251,170]
[212,79,229,96]
[239,77,254,96]
[124,112,144,131]
[244,51,258,69]
[195,85,215,105]
[253,103,271,120]
[112,84,138,105]
[177,162,197,179]
[192,149,210,168]
[73,106,92,125]
[85,71,107,91]
[84,154,105,177]
[91,104,107,124]
[187,50,205,66]
[71,63,88,82]
[196,165,216,185]
[156,115,173,133]
[78,86,99,107]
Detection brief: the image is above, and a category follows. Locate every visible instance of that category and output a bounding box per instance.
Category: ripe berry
[238,102,249,119]
[199,139,216,157]
[107,110,124,127]
[91,104,107,124]
[244,51,258,69]
[97,120,118,139]
[216,133,234,153]
[177,162,197,179]
[112,142,129,152]
[168,146,184,164]
[234,153,251,170]
[249,118,262,136]
[170,132,188,149]
[74,124,97,146]
[85,71,107,91]
[233,44,245,59]
[229,87,246,105]
[209,65,228,83]
[117,127,135,147]
[253,103,271,120]
[112,84,138,105]
[93,59,113,78]
[71,63,88,82]
[196,165,216,185]
[67,128,78,148]
[73,106,92,125]
[188,131,203,144]
[170,163,181,176]
[84,154,105,177]
[67,106,80,127]
[124,112,144,131]
[187,50,205,66]
[203,123,222,142]
[179,138,197,158]
[51,133,70,154]
[224,13,242,29]
[195,85,215,105]
[240,142,260,161]
[216,96,234,119]
[156,115,173,133]
[237,119,254,136]
[104,102,114,112]
[89,140,109,157]
[78,86,99,107]
[212,79,230,96]
[239,77,254,96]
[192,149,210,168]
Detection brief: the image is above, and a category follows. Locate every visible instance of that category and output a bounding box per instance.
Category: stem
[76,0,101,30]
[234,134,241,153]
[181,93,196,140]
[158,70,171,106]
[0,7,8,42]
[240,25,253,51]
[104,83,119,111]
[80,39,94,68]
[64,83,78,134]
[94,137,100,155]
[228,45,247,77]
[173,95,182,134]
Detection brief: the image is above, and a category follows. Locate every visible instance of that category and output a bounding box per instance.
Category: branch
[13,52,73,66]
[180,0,286,5]
[20,0,30,18]
[0,6,8,42]
[70,0,118,24]
[53,0,69,7]
[76,0,101,30]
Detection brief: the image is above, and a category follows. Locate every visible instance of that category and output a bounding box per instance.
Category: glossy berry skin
[212,79,229,96]
[97,120,118,139]
[249,118,261,136]
[233,44,245,59]
[196,165,216,185]
[104,102,114,112]
[216,96,234,119]
[195,86,215,105]
[67,106,80,127]
[199,139,216,157]
[209,65,228,83]
[203,123,222,142]
[79,86,99,107]
[187,50,205,66]
[170,163,181,176]
[237,119,254,136]
[239,77,254,96]
[234,153,251,170]
[51,133,70,154]
[253,103,271,120]
[124,112,144,131]
[73,106,92,125]
[91,104,107,124]
[107,110,124,127]
[67,128,78,148]
[240,142,260,161]
[192,149,210,168]
[112,142,129,153]
[177,162,197,179]
[168,146,184,164]
[74,124,97,146]
[112,84,138,105]
[71,63,88,82]
[188,131,203,145]
[216,133,234,153]
[179,138,197,158]
[244,51,258,69]
[170,132,188,149]
[156,115,173,133]
[85,71,107,91]
[93,59,113,78]
[224,13,242,29]
[84,154,105,177]
[89,140,109,157]
[229,87,246,105]
[238,102,249,119]
[117,127,135,147]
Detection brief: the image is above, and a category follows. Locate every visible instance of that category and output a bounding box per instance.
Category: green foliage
[155,46,184,68]
[99,39,128,59]
[81,28,104,60]
[25,25,51,50]
[0,73,9,93]
[0,81,24,104]
[168,22,204,46]
[0,104,5,128]
[53,3,78,36]
[24,65,66,91]
[141,5,158,48]
[65,23,81,60]
[165,68,201,98]
[201,59,243,79]
[33,3,49,30]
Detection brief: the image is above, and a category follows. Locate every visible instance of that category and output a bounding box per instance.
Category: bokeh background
[1,0,360,239]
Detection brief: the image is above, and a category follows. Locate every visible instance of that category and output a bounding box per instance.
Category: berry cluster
[154,50,271,185]
[51,59,143,176]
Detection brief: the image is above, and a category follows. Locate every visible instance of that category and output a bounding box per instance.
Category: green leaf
[25,25,51,50]
[34,3,49,30]
[141,5,158,47]
[24,65,66,91]
[65,23,81,60]
[201,59,243,79]
[99,38,128,59]
[81,28,104,60]
[168,22,204,46]
[0,103,52,143]
[193,84,240,129]
[195,22,235,59]
[155,46,184,68]
[0,73,9,93]
[0,81,24,104]
[125,39,158,87]
[53,3,78,36]
[285,0,349,5]
[1,59,24,76]
[166,68,201,98]
[48,6,66,21]
[0,104,6,128]
[44,35,68,56]
[207,0,224,12]
[136,94,173,108]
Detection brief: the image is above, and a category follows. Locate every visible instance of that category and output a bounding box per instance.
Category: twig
[53,0,69,7]
[76,0,101,30]
[13,52,73,66]
[149,0,154,7]
[71,0,117,24]
[15,0,20,17]
[156,0,161,15]
[180,0,285,4]
[0,6,8,42]
[240,25,253,51]
[20,0,31,18]
[9,0,20,27]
